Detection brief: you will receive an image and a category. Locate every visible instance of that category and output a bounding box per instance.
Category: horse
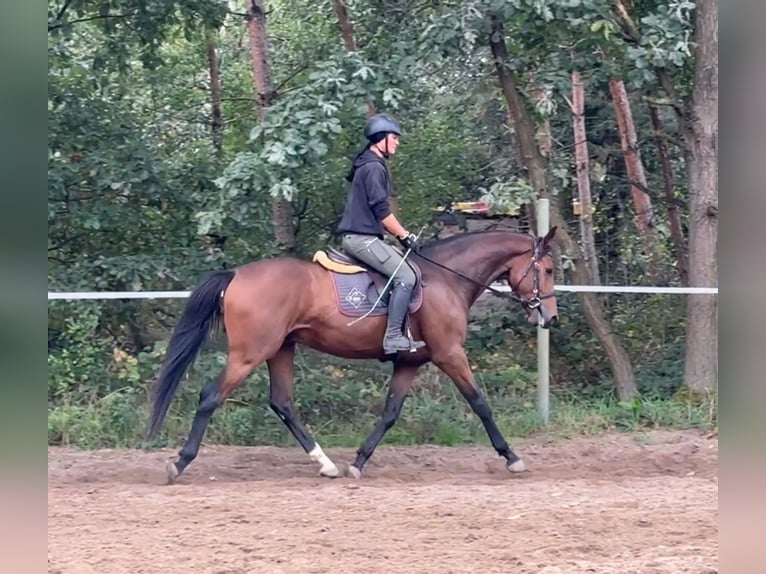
[147,227,559,483]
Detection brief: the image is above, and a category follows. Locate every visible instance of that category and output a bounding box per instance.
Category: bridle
[512,236,557,310]
[413,235,556,310]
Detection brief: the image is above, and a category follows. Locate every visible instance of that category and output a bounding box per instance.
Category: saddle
[312,246,424,318]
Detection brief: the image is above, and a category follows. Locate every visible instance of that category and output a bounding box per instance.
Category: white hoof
[319,462,342,478]
[507,459,527,473]
[165,460,179,485]
[347,465,362,480]
[309,444,341,478]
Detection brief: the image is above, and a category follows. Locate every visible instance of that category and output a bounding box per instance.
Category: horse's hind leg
[267,342,341,478]
[349,363,420,479]
[166,350,258,484]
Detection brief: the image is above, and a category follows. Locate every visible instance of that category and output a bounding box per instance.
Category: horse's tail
[146,269,236,439]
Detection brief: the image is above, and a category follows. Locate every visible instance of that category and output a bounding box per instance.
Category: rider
[335,113,426,354]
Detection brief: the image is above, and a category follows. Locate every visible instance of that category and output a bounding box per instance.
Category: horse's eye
[545,268,553,276]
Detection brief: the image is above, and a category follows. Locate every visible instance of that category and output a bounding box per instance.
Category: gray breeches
[340,233,417,289]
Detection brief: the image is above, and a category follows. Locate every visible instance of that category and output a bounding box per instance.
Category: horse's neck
[428,232,530,306]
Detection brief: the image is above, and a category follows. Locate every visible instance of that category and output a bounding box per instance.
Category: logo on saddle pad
[312,249,424,318]
[344,286,367,309]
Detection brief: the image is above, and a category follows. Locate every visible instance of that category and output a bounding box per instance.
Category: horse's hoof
[345,465,362,480]
[319,463,342,478]
[165,460,180,485]
[507,459,527,473]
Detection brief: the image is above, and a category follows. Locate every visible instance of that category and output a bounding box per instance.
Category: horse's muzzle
[527,309,558,329]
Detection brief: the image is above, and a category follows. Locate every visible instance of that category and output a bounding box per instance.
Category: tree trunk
[488,14,637,400]
[649,104,688,286]
[332,0,358,51]
[611,0,718,393]
[331,0,375,121]
[682,0,718,394]
[609,78,664,282]
[526,72,552,160]
[572,71,600,284]
[330,1,401,218]
[205,30,223,156]
[571,263,638,401]
[246,0,295,252]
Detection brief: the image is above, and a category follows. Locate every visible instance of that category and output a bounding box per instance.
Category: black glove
[398,233,420,253]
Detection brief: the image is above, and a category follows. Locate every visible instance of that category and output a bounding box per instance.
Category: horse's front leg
[433,348,526,474]
[348,363,420,479]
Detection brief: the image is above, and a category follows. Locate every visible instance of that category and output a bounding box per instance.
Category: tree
[609,78,664,282]
[487,12,639,400]
[610,0,718,392]
[681,0,718,394]
[205,28,224,156]
[571,71,600,285]
[247,0,295,252]
[648,103,688,286]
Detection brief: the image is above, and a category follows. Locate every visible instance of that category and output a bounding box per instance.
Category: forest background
[47,0,718,449]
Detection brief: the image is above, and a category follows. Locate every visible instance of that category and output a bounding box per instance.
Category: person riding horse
[335,113,426,355]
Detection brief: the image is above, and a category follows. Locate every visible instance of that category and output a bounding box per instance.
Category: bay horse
[147,227,558,483]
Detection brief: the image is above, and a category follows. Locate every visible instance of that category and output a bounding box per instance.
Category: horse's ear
[542,226,557,246]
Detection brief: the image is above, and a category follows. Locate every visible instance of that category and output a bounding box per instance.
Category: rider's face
[376,133,400,156]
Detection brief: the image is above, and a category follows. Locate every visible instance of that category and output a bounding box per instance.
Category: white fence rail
[47,285,718,300]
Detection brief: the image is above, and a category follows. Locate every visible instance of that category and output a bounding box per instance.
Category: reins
[412,235,556,309]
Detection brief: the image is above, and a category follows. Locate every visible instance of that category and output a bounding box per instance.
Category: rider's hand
[398,233,420,253]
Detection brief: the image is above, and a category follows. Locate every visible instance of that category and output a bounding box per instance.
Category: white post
[536,198,550,424]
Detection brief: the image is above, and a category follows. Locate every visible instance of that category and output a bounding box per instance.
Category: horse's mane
[420,228,532,253]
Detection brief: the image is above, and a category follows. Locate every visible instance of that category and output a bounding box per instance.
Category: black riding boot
[383,283,425,354]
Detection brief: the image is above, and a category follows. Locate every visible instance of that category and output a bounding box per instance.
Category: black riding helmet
[345,114,403,181]
[364,113,402,142]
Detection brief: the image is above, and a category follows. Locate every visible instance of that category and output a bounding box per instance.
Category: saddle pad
[330,271,423,318]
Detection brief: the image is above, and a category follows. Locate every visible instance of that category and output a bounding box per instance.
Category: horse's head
[507,226,559,329]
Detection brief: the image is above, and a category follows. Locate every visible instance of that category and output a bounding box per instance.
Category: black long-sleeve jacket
[335,149,392,238]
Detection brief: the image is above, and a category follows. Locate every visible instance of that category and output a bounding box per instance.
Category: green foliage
[48,1,229,69]
[47,355,716,450]
[48,0,708,449]
[203,52,383,239]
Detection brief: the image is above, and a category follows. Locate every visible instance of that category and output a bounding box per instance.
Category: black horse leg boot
[383,282,425,354]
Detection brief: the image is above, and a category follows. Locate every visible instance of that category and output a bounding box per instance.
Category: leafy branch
[48,11,139,33]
